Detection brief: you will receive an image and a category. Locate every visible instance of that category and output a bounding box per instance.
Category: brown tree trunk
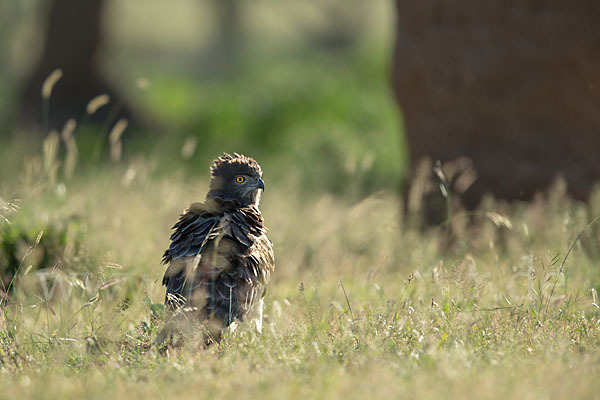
[211,0,242,65]
[392,1,600,213]
[19,0,130,134]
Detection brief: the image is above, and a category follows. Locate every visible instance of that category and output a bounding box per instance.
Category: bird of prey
[161,153,274,344]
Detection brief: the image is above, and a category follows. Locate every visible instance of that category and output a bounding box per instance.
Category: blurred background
[0,0,404,197]
[1,1,600,216]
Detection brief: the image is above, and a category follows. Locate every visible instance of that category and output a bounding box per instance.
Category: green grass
[0,139,599,399]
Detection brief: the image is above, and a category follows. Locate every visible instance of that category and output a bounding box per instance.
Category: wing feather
[162,201,275,327]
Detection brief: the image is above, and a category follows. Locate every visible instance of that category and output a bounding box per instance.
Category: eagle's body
[161,154,274,343]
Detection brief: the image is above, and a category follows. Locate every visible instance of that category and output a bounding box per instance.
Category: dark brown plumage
[161,153,274,343]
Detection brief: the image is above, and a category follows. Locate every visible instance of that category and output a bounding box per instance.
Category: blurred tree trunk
[19,0,130,134]
[211,0,242,65]
[392,1,600,218]
[306,0,366,51]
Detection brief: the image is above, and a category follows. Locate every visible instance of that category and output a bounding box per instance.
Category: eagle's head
[206,153,265,207]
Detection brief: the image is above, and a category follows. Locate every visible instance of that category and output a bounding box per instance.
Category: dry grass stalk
[41,69,63,99]
[43,131,60,185]
[109,118,128,162]
[86,94,110,115]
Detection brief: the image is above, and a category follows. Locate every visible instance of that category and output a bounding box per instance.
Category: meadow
[1,5,599,397]
[1,119,599,399]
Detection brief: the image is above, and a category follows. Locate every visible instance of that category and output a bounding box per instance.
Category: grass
[0,135,599,399]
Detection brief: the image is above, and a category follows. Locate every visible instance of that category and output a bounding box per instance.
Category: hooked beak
[256,178,265,191]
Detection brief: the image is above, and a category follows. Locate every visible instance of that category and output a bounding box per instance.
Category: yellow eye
[235,176,245,183]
